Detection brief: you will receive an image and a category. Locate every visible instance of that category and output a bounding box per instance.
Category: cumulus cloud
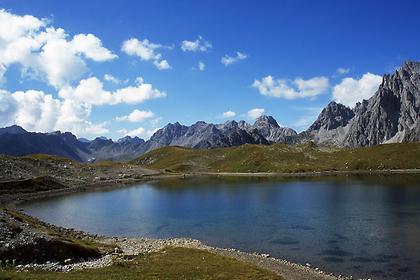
[247,108,265,119]
[332,73,382,107]
[0,9,117,88]
[0,89,108,136]
[198,61,205,71]
[336,67,350,75]
[0,74,166,136]
[221,110,236,118]
[252,75,329,100]
[0,10,170,138]
[121,38,171,70]
[116,109,155,122]
[71,33,117,61]
[58,76,166,105]
[181,36,212,52]
[153,59,171,70]
[221,52,247,66]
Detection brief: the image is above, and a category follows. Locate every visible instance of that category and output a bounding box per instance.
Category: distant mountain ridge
[0,116,298,162]
[0,61,419,161]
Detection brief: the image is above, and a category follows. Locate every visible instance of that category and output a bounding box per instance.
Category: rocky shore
[0,200,356,280]
[11,233,353,280]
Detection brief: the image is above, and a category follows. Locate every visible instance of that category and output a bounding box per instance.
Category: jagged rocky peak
[238,120,250,130]
[309,101,355,131]
[0,125,27,135]
[149,121,188,144]
[400,60,420,74]
[218,120,239,130]
[89,136,113,147]
[250,115,297,143]
[253,115,280,128]
[117,136,144,145]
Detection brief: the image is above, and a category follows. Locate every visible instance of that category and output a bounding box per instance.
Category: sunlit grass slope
[132,142,420,173]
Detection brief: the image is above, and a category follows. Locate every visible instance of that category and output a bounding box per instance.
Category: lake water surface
[21,175,420,279]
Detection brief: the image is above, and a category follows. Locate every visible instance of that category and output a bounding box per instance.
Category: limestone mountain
[307,61,420,147]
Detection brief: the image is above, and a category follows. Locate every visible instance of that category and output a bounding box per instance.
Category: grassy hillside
[132,142,420,173]
[0,247,282,280]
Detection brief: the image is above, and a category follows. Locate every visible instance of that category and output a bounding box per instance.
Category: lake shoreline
[4,168,420,206]
[3,169,419,279]
[0,205,350,280]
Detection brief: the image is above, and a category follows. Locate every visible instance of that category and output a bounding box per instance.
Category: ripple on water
[398,266,410,273]
[350,257,372,263]
[269,236,300,245]
[323,257,345,263]
[290,225,315,231]
[370,270,383,276]
[327,239,339,245]
[320,249,353,257]
[333,233,349,241]
[374,254,399,263]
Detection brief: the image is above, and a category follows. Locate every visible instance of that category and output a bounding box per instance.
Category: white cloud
[71,33,117,61]
[0,9,45,41]
[0,10,172,138]
[252,75,329,100]
[124,127,145,137]
[0,10,117,88]
[121,38,161,60]
[332,73,382,107]
[59,76,166,105]
[336,68,350,75]
[198,61,205,71]
[116,109,155,122]
[247,108,265,119]
[0,75,165,136]
[221,52,247,66]
[181,36,212,52]
[104,74,120,84]
[0,89,18,125]
[153,59,171,70]
[0,89,108,136]
[222,110,236,118]
[121,37,171,70]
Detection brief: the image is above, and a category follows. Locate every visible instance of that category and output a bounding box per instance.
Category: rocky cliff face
[344,61,420,146]
[308,102,354,131]
[307,61,420,147]
[305,102,355,146]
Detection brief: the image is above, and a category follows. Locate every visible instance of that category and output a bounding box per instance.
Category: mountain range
[0,61,419,162]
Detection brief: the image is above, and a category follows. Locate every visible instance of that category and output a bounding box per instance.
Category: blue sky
[0,0,419,139]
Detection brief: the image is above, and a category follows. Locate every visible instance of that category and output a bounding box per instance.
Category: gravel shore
[102,237,350,280]
[17,236,352,279]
